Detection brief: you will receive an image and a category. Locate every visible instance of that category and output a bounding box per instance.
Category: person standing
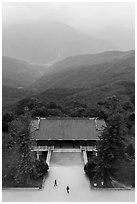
[54,179,57,187]
[66,186,70,193]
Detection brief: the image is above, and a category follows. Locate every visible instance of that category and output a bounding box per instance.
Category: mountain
[82,26,135,51]
[3,50,135,109]
[2,21,114,64]
[2,85,34,109]
[2,56,49,88]
[30,50,134,92]
[32,50,135,106]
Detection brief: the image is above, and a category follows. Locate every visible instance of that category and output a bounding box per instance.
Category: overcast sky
[3,2,135,30]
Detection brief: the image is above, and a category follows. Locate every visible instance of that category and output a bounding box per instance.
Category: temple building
[30,117,106,162]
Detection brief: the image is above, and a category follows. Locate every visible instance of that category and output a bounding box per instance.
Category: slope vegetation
[34,50,135,106]
[3,50,135,108]
[2,56,48,88]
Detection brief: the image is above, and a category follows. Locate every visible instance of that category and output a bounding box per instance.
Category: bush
[32,160,49,179]
[2,112,14,132]
[125,144,135,157]
[84,161,97,179]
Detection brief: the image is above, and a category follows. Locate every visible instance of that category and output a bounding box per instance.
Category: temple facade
[30,117,106,162]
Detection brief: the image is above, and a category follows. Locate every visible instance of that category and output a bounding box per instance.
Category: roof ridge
[40,117,96,120]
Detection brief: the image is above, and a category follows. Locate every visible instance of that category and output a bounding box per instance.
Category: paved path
[2,152,135,202]
[43,165,91,202]
[2,166,135,202]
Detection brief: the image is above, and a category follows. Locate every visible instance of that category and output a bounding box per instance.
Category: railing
[31,145,54,151]
[32,145,97,152]
[80,145,97,151]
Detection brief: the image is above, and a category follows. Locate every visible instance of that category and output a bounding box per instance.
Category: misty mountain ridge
[30,50,134,92]
[2,50,134,108]
[2,56,49,88]
[3,20,116,64]
[2,85,34,108]
[80,26,135,51]
[30,49,135,106]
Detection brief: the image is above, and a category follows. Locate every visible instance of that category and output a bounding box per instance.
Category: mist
[2,2,135,64]
[3,2,134,28]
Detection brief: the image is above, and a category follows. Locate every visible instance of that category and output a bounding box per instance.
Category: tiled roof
[31,118,100,140]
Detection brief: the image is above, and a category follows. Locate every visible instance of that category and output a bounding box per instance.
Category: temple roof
[30,118,104,140]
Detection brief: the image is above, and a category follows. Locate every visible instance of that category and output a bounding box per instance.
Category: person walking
[66,186,70,193]
[54,179,57,187]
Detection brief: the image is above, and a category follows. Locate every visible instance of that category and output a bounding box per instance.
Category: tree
[125,144,135,157]
[46,108,63,116]
[130,95,135,106]
[123,101,133,111]
[4,112,49,186]
[32,106,47,117]
[47,102,58,109]
[8,113,34,183]
[97,96,124,120]
[70,107,88,117]
[84,161,97,179]
[2,139,20,186]
[2,112,14,132]
[94,112,127,187]
[32,160,49,179]
[129,112,135,121]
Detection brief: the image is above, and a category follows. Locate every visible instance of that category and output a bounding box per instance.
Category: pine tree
[8,113,34,183]
[94,112,127,187]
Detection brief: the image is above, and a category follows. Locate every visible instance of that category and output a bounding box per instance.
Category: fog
[2,2,135,63]
[3,2,134,29]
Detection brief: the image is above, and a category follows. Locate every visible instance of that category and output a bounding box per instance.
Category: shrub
[125,144,135,157]
[32,160,49,179]
[2,112,14,132]
[84,161,97,179]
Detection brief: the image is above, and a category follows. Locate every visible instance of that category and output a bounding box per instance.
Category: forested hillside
[3,50,135,109]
